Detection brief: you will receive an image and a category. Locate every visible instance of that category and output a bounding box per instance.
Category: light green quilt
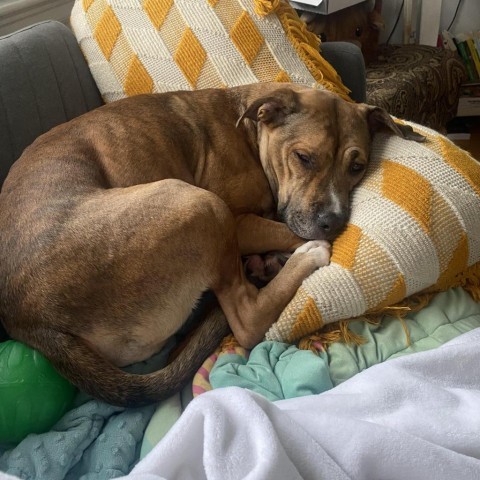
[327,287,480,385]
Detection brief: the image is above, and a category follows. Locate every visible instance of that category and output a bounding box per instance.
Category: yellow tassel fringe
[298,261,480,352]
[253,0,351,101]
[254,0,280,15]
[219,334,242,352]
[445,261,480,302]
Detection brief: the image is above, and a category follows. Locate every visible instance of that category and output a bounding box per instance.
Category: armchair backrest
[0,21,103,188]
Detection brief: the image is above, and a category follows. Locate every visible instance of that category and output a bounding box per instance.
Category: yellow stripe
[331,224,362,271]
[275,70,291,83]
[230,11,264,65]
[353,234,402,309]
[438,136,480,198]
[429,191,464,274]
[287,296,323,342]
[382,159,432,234]
[124,55,153,96]
[94,5,121,60]
[82,0,95,11]
[433,231,469,292]
[143,0,173,30]
[174,28,206,88]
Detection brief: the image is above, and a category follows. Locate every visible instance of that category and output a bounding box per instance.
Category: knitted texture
[70,0,349,103]
[266,123,480,344]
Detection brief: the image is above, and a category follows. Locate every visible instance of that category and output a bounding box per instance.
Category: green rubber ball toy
[0,340,76,445]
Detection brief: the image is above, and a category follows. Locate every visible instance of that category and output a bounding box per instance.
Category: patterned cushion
[366,45,467,132]
[70,0,349,102]
[265,123,480,344]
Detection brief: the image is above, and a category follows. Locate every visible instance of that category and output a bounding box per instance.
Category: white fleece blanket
[124,328,480,480]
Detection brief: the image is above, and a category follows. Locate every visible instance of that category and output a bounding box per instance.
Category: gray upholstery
[321,42,366,104]
[0,21,103,187]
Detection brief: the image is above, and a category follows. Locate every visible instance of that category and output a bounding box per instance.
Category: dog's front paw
[243,251,291,287]
[292,240,331,267]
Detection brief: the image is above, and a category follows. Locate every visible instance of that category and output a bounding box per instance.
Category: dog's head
[238,87,425,241]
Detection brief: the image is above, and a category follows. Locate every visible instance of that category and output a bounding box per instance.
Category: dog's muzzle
[279,205,348,241]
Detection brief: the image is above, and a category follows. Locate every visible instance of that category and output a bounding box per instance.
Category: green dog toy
[0,340,76,444]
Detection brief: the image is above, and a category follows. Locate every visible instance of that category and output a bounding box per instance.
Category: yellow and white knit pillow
[266,123,480,344]
[70,0,349,102]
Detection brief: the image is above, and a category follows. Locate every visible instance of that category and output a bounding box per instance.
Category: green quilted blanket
[204,288,480,399]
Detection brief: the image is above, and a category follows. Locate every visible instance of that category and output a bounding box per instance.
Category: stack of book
[442,30,480,117]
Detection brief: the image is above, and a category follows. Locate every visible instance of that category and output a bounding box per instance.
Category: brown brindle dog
[0,83,423,406]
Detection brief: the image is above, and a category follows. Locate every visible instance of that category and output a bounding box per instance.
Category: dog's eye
[355,27,363,37]
[348,149,366,175]
[350,161,365,174]
[295,151,312,167]
[345,147,367,176]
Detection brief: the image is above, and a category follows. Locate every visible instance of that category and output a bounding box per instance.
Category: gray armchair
[321,41,366,105]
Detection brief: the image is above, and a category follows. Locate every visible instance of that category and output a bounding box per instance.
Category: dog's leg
[214,240,330,349]
[75,181,327,354]
[12,179,239,406]
[13,179,325,405]
[243,251,291,288]
[235,214,305,254]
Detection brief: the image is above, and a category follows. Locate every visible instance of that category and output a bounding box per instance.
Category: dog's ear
[365,106,426,142]
[236,89,298,128]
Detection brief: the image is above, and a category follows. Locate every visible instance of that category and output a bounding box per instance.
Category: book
[454,35,478,82]
[457,96,480,117]
[466,37,480,78]
[474,34,480,59]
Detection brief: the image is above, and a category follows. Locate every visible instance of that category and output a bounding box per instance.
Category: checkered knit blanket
[70,0,349,102]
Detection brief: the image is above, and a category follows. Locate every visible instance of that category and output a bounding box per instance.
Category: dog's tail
[35,307,230,407]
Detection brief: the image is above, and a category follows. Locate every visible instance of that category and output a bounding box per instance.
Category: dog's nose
[317,212,345,237]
